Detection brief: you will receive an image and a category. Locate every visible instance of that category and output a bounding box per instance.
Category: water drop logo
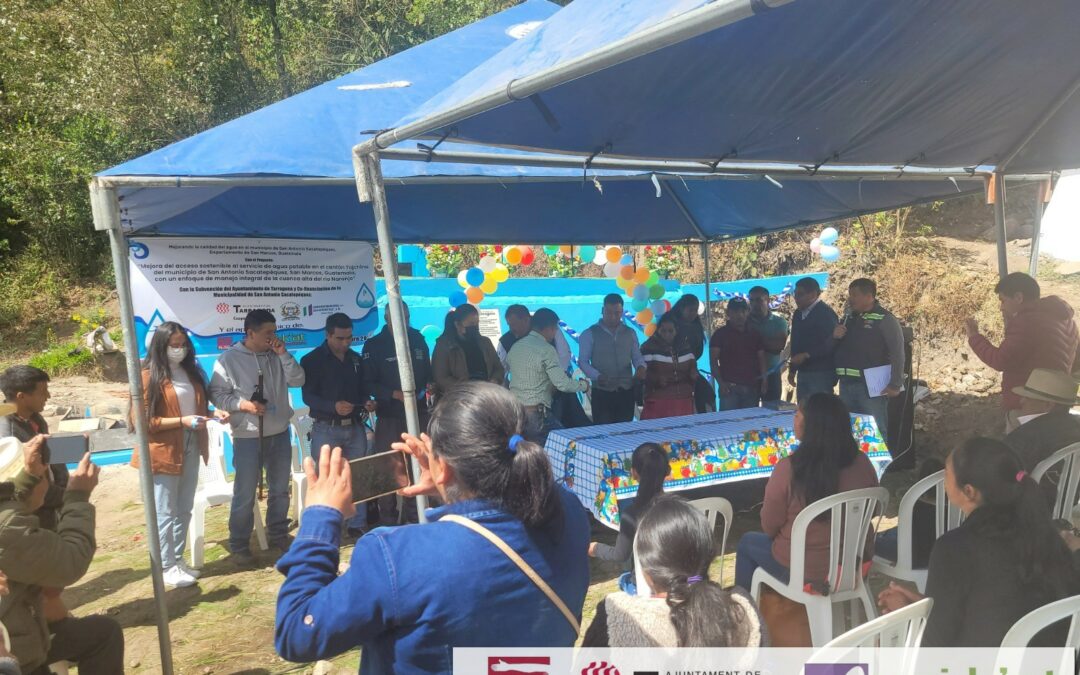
[356,283,375,309]
[130,242,150,260]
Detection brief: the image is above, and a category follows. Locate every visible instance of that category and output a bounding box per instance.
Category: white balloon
[593,248,608,266]
[810,238,822,254]
[478,256,498,273]
[604,262,622,278]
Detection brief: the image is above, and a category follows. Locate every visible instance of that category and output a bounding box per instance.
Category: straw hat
[0,437,24,482]
[1012,368,1080,406]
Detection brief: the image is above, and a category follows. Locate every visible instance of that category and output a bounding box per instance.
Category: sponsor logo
[302,304,315,316]
[216,336,235,350]
[581,662,619,675]
[282,333,306,346]
[487,656,551,675]
[281,302,302,320]
[216,303,231,314]
[129,242,149,259]
[804,665,869,675]
[356,283,375,309]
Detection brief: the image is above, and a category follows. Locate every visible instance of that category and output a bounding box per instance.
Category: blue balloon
[465,267,485,287]
[819,227,839,246]
[631,297,648,312]
[651,299,667,316]
[449,290,468,307]
[579,245,596,262]
[820,244,842,263]
[620,254,634,266]
[632,284,650,301]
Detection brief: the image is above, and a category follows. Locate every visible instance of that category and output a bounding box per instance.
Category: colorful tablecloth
[545,408,891,529]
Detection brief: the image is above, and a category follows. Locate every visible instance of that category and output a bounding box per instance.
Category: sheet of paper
[863,364,900,398]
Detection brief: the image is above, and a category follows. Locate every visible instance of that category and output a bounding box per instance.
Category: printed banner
[129,237,378,356]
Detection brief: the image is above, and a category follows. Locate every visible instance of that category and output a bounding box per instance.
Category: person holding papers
[832,278,904,438]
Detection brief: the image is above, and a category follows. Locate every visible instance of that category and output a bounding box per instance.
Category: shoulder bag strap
[441,514,580,635]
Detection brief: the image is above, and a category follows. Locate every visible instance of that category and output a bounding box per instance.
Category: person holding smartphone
[133,321,226,587]
[210,309,305,568]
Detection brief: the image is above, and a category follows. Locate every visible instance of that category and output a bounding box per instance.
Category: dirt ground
[36,233,1080,673]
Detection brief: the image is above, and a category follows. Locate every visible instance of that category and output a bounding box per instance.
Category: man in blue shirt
[748,286,790,403]
[300,313,371,537]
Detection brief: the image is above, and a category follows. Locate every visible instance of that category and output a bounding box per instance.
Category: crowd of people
[0,269,1079,673]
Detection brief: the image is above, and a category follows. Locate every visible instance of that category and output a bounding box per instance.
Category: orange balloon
[605,246,623,264]
[634,267,651,284]
[559,245,572,255]
[466,287,484,304]
[643,322,657,337]
[636,309,654,324]
[505,246,523,265]
[619,265,635,280]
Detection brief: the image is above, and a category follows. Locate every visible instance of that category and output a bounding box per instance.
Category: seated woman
[878,437,1079,647]
[640,314,698,420]
[588,443,670,571]
[275,382,590,674]
[734,392,879,590]
[583,496,766,647]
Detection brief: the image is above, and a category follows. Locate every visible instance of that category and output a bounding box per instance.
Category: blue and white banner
[129,237,378,357]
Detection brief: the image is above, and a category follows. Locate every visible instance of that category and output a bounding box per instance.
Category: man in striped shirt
[506,308,590,446]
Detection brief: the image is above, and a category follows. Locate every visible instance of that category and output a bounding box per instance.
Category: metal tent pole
[89,180,174,674]
[1029,185,1045,278]
[353,150,428,521]
[993,172,1009,279]
[702,243,713,332]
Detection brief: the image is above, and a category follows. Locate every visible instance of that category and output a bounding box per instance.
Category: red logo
[487,656,551,675]
[581,663,620,675]
[216,336,234,350]
[216,303,230,314]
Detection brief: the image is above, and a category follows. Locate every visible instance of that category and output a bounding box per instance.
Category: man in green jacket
[0,435,124,674]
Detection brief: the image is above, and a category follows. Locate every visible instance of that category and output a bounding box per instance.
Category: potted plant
[644,245,682,279]
[425,244,464,277]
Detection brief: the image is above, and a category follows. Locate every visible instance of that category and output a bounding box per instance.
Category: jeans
[230,431,292,552]
[763,370,783,403]
[25,616,125,675]
[591,387,636,424]
[552,390,591,428]
[735,531,790,591]
[720,383,761,411]
[523,406,563,448]
[839,376,889,440]
[310,421,370,530]
[796,369,838,403]
[152,429,201,569]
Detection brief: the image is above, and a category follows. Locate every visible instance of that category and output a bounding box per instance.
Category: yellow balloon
[480,277,498,294]
[615,276,631,290]
[643,322,657,337]
[636,309,654,324]
[605,246,623,264]
[492,263,509,283]
[505,247,523,265]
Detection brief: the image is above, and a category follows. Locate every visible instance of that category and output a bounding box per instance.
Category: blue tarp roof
[396,0,1080,174]
[99,0,985,243]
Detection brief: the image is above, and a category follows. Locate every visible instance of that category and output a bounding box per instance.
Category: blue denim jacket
[275,488,590,674]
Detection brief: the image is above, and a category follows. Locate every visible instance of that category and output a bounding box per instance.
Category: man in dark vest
[579,294,647,424]
[362,301,431,525]
[833,278,905,438]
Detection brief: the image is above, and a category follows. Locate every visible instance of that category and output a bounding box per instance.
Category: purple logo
[804,666,868,675]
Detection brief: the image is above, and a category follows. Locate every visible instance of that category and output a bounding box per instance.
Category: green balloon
[648,271,660,286]
[543,245,558,256]
[631,297,648,312]
[649,284,665,300]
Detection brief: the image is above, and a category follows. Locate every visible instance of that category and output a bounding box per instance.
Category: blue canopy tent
[89,2,992,670]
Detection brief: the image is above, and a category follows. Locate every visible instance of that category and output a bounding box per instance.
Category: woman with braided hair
[583,496,766,647]
[588,442,670,570]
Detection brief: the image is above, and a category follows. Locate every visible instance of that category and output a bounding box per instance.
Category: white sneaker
[163,566,197,588]
[176,560,201,579]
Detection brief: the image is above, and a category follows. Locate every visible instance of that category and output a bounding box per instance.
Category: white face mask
[166,346,188,364]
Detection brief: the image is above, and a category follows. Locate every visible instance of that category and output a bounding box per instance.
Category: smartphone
[47,434,90,465]
[350,450,412,504]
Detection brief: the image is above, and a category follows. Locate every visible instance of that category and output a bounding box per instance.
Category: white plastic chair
[1031,442,1080,520]
[1001,594,1080,648]
[871,470,963,592]
[751,486,889,646]
[187,421,268,568]
[289,411,313,526]
[805,598,932,675]
[689,496,734,585]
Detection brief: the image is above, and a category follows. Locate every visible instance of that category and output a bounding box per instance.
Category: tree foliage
[0,0,517,288]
